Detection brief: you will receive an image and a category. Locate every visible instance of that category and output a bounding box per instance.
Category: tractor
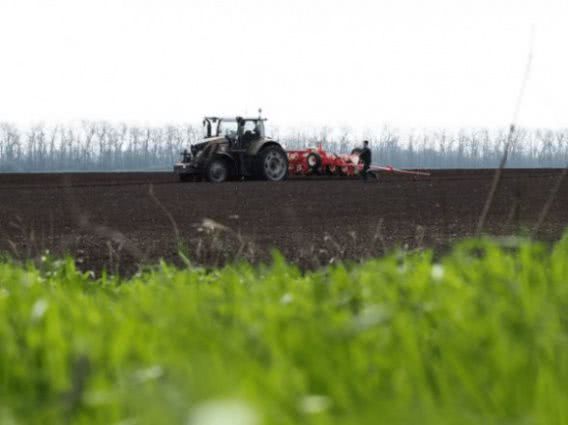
[174,115,288,183]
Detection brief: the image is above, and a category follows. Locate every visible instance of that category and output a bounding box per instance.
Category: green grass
[1,235,568,425]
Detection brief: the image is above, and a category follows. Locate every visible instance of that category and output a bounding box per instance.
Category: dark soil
[0,170,566,274]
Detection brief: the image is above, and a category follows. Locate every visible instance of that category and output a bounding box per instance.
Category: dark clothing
[361,163,372,181]
[359,147,372,166]
[359,146,373,182]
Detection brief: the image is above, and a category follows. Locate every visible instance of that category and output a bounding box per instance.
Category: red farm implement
[286,145,430,178]
[287,146,361,176]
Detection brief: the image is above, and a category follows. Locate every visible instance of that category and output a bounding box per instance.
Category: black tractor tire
[306,152,322,174]
[256,145,288,181]
[205,158,229,183]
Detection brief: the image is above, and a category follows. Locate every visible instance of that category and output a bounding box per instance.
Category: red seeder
[286,146,430,177]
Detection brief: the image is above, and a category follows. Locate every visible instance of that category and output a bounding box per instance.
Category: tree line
[0,122,566,171]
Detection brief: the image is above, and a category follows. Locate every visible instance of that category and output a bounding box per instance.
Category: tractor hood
[203,136,227,144]
[191,137,226,155]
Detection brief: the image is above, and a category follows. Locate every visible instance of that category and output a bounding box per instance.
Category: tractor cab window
[240,120,261,144]
[243,121,257,135]
[218,120,239,139]
[255,121,265,138]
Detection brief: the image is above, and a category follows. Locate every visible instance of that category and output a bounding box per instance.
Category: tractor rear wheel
[206,158,229,183]
[257,146,288,181]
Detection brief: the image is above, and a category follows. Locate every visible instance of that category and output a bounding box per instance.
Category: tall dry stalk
[531,166,568,237]
[476,29,534,235]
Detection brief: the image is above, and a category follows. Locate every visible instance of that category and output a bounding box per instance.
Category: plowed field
[0,170,566,274]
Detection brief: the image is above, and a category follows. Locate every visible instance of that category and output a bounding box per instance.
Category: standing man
[359,140,373,182]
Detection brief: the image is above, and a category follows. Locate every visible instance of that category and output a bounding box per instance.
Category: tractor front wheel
[206,158,229,183]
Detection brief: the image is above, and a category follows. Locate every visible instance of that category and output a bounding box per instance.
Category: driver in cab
[241,121,260,145]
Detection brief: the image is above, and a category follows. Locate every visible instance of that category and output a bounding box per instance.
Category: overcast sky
[0,0,566,129]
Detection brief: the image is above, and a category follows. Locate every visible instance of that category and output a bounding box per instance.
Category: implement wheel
[306,152,322,174]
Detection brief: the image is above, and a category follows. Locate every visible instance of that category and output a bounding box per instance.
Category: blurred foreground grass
[1,235,568,425]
